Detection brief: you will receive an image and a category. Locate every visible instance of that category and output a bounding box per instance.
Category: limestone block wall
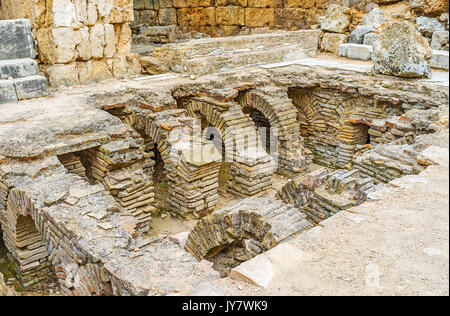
[0,0,140,86]
[132,0,356,37]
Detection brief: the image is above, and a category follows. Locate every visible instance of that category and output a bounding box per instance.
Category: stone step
[179,45,313,76]
[339,43,373,61]
[430,50,449,70]
[0,19,36,60]
[0,58,39,80]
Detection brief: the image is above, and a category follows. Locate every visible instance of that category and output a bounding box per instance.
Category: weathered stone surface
[45,63,80,86]
[321,32,348,55]
[78,60,113,84]
[245,8,274,27]
[229,253,274,287]
[417,146,449,167]
[133,25,179,44]
[417,16,445,38]
[14,75,48,100]
[339,43,373,60]
[410,0,449,16]
[431,29,449,50]
[319,5,349,33]
[159,8,178,25]
[362,7,388,27]
[90,24,106,59]
[0,80,18,104]
[430,49,449,70]
[363,32,378,46]
[216,6,245,26]
[0,19,36,60]
[140,56,170,75]
[0,58,39,80]
[349,25,376,44]
[373,21,432,78]
[52,0,77,27]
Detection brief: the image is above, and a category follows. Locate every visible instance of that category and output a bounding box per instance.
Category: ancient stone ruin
[0,0,448,296]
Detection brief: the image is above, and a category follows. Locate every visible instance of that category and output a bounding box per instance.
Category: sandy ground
[213,152,449,296]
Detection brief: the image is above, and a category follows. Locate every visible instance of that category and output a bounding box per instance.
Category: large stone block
[339,43,373,60]
[0,19,36,60]
[430,50,449,70]
[77,60,113,84]
[159,8,178,25]
[135,0,156,10]
[273,8,309,29]
[245,8,274,27]
[373,21,432,78]
[0,80,18,104]
[362,7,387,27]
[90,24,106,59]
[410,0,449,15]
[216,6,245,26]
[155,0,174,8]
[52,0,77,27]
[133,9,158,26]
[349,25,376,44]
[417,16,445,38]
[115,24,132,54]
[14,75,48,100]
[431,30,449,51]
[321,33,348,55]
[0,58,39,80]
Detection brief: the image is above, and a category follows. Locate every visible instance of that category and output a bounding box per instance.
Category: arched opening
[194,112,233,206]
[244,106,273,153]
[57,152,91,183]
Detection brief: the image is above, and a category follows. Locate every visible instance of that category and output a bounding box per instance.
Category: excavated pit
[0,53,448,294]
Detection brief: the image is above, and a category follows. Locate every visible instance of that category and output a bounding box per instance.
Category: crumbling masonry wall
[0,0,140,86]
[131,0,369,37]
[288,86,414,168]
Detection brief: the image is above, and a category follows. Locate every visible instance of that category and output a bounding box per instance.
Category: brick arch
[238,88,312,175]
[184,98,244,162]
[127,112,177,174]
[0,188,54,288]
[184,197,310,261]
